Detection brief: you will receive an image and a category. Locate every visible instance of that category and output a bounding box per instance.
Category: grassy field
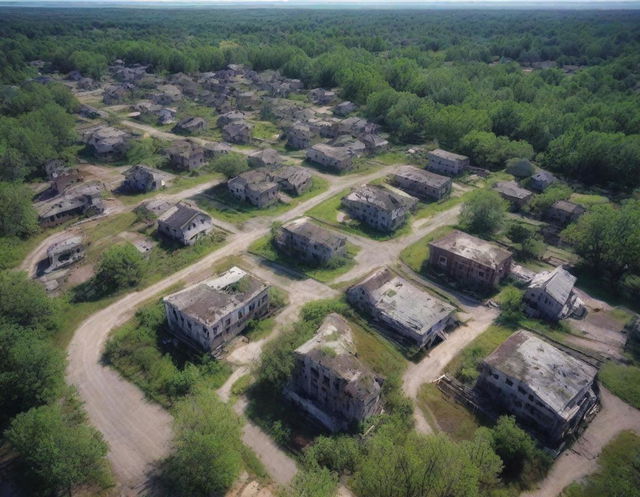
[350,316,408,378]
[399,225,455,272]
[0,228,67,270]
[417,383,480,441]
[599,362,640,409]
[196,176,329,225]
[117,171,224,206]
[251,120,281,141]
[412,190,471,220]
[248,234,359,283]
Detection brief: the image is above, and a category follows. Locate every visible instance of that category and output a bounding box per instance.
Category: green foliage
[95,242,145,293]
[506,222,545,260]
[506,158,535,178]
[6,402,111,497]
[459,189,508,236]
[530,183,572,215]
[0,270,58,331]
[68,50,108,79]
[304,435,362,474]
[599,361,640,409]
[125,137,158,164]
[208,152,249,178]
[459,131,534,170]
[279,467,339,497]
[496,286,524,327]
[0,182,39,238]
[163,389,243,497]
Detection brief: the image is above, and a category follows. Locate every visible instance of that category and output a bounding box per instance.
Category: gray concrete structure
[228,169,279,208]
[341,185,418,233]
[523,266,586,321]
[306,144,354,172]
[426,149,469,176]
[157,202,213,246]
[493,180,533,209]
[166,141,206,171]
[122,165,166,193]
[274,217,347,266]
[391,165,452,201]
[546,200,586,227]
[45,236,85,273]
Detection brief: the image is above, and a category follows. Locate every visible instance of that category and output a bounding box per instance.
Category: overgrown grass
[444,325,514,385]
[196,176,329,225]
[599,362,640,409]
[248,234,359,283]
[117,171,223,206]
[417,383,480,441]
[570,193,610,209]
[0,229,65,270]
[399,225,455,272]
[251,120,281,141]
[412,190,471,220]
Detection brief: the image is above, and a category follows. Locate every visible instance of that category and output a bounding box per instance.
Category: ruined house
[156,108,177,125]
[203,142,232,159]
[222,121,252,145]
[274,217,347,266]
[84,126,130,161]
[217,111,246,127]
[391,165,452,201]
[333,101,357,117]
[306,144,354,172]
[286,123,313,150]
[426,149,470,176]
[37,183,105,227]
[360,134,389,154]
[78,104,107,119]
[476,330,599,446]
[341,185,418,233]
[77,77,100,91]
[45,161,82,195]
[546,200,586,227]
[335,117,379,138]
[270,166,313,196]
[228,169,279,208]
[157,202,213,246]
[151,84,182,105]
[248,148,283,169]
[530,170,558,192]
[309,88,336,105]
[166,141,206,171]
[237,91,260,110]
[173,116,206,135]
[163,266,270,354]
[112,64,147,83]
[347,268,457,349]
[428,230,513,288]
[522,266,586,321]
[493,181,533,209]
[103,83,134,105]
[45,236,85,273]
[122,164,166,193]
[284,313,383,432]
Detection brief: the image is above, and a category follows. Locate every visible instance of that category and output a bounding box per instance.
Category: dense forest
[1,8,640,188]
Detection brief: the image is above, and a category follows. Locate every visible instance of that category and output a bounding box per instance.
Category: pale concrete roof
[429,230,512,269]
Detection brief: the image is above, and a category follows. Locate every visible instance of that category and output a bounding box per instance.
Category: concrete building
[306,144,354,172]
[335,117,379,138]
[237,91,260,110]
[37,183,105,227]
[45,236,85,273]
[493,181,533,209]
[391,165,452,201]
[274,217,347,266]
[157,202,213,246]
[546,200,586,227]
[84,126,130,161]
[522,266,586,321]
[477,330,599,446]
[164,266,270,354]
[217,111,246,127]
[426,149,469,176]
[222,121,252,145]
[530,170,558,192]
[360,134,389,154]
[173,116,206,135]
[228,169,279,208]
[428,230,512,288]
[286,123,313,150]
[270,166,313,196]
[166,141,206,171]
[248,148,283,169]
[341,185,418,233]
[333,101,357,117]
[122,164,166,193]
[348,268,457,349]
[151,84,182,105]
[284,313,383,432]
[309,88,336,105]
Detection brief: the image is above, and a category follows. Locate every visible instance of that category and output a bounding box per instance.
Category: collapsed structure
[45,235,85,273]
[347,268,457,349]
[522,266,586,321]
[284,313,384,431]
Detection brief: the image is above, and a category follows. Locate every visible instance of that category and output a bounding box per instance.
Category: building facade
[274,217,347,266]
[157,202,214,246]
[391,165,452,201]
[426,149,469,176]
[341,185,418,233]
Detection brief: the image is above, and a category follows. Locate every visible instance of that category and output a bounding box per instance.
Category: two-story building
[522,266,586,321]
[227,169,279,208]
[391,165,452,201]
[305,144,354,172]
[341,185,418,233]
[157,202,214,246]
[274,217,347,266]
[426,149,469,176]
[493,181,534,210]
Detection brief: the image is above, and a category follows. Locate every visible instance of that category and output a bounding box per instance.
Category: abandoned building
[274,217,347,266]
[493,181,534,209]
[476,330,599,446]
[222,121,252,144]
[335,117,379,138]
[84,126,130,161]
[237,91,260,110]
[122,165,166,193]
[151,84,182,105]
[45,236,85,273]
[156,108,177,125]
[426,149,470,176]
[37,183,105,227]
[522,266,586,321]
[309,88,336,105]
[166,141,206,171]
[306,144,354,172]
[391,165,452,201]
[348,268,457,349]
[248,148,283,168]
[163,266,270,353]
[157,202,214,246]
[203,142,232,159]
[270,166,313,196]
[530,170,558,192]
[217,110,246,127]
[103,83,134,105]
[333,101,357,117]
[428,230,513,288]
[546,200,586,227]
[284,313,383,432]
[228,169,279,208]
[360,134,389,154]
[341,185,418,233]
[50,168,83,196]
[286,123,313,150]
[173,116,206,135]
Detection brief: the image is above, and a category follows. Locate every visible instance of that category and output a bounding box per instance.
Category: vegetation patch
[399,225,455,273]
[599,361,640,409]
[417,383,481,441]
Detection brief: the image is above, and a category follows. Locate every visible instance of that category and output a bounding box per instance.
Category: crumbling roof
[164,267,268,326]
[493,181,533,200]
[343,185,416,213]
[281,217,346,248]
[158,202,210,230]
[429,230,512,269]
[271,166,312,187]
[528,266,577,306]
[484,330,597,418]
[428,148,468,162]
[309,143,352,162]
[551,200,584,214]
[47,236,83,257]
[394,165,451,188]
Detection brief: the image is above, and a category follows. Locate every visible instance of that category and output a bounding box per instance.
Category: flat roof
[429,230,512,269]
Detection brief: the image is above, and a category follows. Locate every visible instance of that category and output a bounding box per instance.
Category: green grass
[305,188,413,241]
[562,431,640,497]
[248,234,359,283]
[399,225,455,272]
[350,317,408,378]
[231,374,254,397]
[196,176,329,225]
[373,150,408,165]
[599,362,640,409]
[251,120,281,141]
[117,172,223,206]
[417,383,480,441]
[244,317,277,342]
[570,193,610,209]
[412,190,472,220]
[0,228,66,270]
[444,325,514,385]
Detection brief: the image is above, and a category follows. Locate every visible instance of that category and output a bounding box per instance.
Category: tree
[0,181,39,238]
[497,286,524,327]
[461,427,503,489]
[280,468,338,497]
[6,403,110,497]
[491,416,537,477]
[0,270,58,331]
[459,131,533,170]
[210,152,249,178]
[459,189,508,235]
[95,243,144,292]
[506,158,535,178]
[529,183,572,216]
[125,137,157,164]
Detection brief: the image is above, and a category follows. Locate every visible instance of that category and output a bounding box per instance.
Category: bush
[95,242,145,293]
[0,182,39,238]
[208,152,249,178]
[506,158,535,178]
[459,189,508,235]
